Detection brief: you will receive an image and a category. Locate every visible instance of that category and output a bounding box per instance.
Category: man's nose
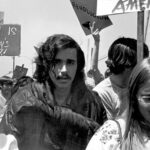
[61,63,67,72]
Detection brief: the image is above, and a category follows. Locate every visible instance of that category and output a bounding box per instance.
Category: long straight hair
[122,58,150,149]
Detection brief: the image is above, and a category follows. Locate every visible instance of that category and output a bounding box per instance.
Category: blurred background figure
[0,76,18,150]
[0,76,13,120]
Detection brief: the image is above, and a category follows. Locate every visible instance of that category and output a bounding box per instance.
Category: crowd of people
[0,25,150,150]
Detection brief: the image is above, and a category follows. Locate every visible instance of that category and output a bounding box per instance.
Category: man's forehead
[55,48,77,59]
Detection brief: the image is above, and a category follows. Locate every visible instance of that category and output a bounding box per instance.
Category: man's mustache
[56,74,71,80]
[51,68,71,80]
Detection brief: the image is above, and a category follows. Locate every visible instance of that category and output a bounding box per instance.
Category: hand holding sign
[90,22,100,41]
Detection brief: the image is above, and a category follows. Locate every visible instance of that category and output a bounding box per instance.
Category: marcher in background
[86,57,150,150]
[0,76,33,150]
[1,34,105,150]
[0,86,7,120]
[0,76,17,150]
[0,76,13,102]
[93,37,149,127]
[0,76,13,120]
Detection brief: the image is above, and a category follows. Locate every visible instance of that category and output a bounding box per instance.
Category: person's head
[105,37,149,75]
[128,58,150,132]
[0,76,14,100]
[33,34,85,91]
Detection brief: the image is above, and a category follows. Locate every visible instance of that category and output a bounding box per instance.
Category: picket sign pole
[90,45,99,70]
[137,11,144,63]
[12,56,15,76]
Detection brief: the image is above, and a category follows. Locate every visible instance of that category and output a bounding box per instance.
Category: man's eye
[143,97,150,102]
[53,60,61,65]
[140,96,150,103]
[67,60,75,65]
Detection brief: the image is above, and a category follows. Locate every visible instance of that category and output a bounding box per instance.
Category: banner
[97,0,150,16]
[0,24,21,56]
[70,0,112,35]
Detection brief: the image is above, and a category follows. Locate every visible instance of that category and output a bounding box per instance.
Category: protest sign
[97,0,150,16]
[0,24,21,56]
[12,65,28,80]
[70,0,112,35]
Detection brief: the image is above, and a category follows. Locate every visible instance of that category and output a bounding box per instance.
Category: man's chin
[56,82,72,89]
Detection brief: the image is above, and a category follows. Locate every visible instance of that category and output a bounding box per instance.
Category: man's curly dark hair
[33,34,85,91]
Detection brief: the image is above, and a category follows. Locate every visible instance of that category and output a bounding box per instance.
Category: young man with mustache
[0,34,106,150]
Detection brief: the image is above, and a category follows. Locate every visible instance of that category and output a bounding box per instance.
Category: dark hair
[124,58,150,141]
[33,34,85,89]
[106,37,149,74]
[0,76,13,85]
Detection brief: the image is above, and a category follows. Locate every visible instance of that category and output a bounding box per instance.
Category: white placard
[97,0,150,16]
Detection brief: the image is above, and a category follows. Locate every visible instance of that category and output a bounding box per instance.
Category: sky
[0,0,149,77]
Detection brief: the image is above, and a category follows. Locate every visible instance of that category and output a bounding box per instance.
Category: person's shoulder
[86,119,121,150]
[93,78,111,91]
[95,120,121,139]
[8,81,44,113]
[92,78,112,98]
[13,81,44,96]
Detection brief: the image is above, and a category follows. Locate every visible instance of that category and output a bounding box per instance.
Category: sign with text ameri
[97,0,150,16]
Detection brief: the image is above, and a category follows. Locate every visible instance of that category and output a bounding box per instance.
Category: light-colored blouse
[86,119,150,150]
[86,120,122,150]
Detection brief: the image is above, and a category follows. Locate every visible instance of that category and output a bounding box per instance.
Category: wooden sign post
[137,11,144,62]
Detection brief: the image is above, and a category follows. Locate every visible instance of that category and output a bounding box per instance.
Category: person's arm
[87,22,104,86]
[87,69,104,85]
[86,120,122,150]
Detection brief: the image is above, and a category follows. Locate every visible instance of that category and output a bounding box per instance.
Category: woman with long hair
[86,58,150,150]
